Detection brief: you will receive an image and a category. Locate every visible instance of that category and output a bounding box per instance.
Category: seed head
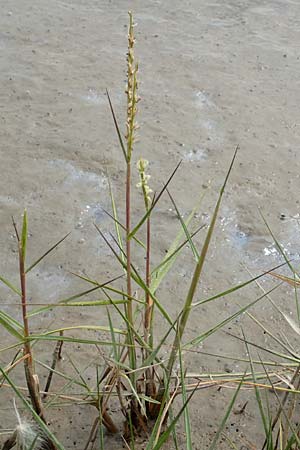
[137,158,152,209]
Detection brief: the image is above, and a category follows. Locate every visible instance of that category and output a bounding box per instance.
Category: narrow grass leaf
[106,89,127,161]
[268,271,300,287]
[242,328,269,441]
[27,335,130,347]
[45,359,96,409]
[259,208,297,276]
[40,325,125,336]
[246,310,300,359]
[178,342,192,450]
[142,316,178,369]
[28,274,124,317]
[101,206,145,249]
[0,310,23,330]
[185,283,280,348]
[208,373,245,450]
[67,354,91,393]
[152,386,198,450]
[151,225,204,291]
[36,359,87,389]
[0,275,21,296]
[35,299,127,308]
[96,367,105,450]
[107,307,119,362]
[167,188,199,261]
[26,232,71,273]
[261,356,300,449]
[108,179,125,263]
[95,224,174,324]
[167,148,238,377]
[193,259,288,308]
[225,330,300,364]
[0,311,24,340]
[145,373,172,450]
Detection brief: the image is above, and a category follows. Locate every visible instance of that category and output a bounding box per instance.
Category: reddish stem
[18,240,46,422]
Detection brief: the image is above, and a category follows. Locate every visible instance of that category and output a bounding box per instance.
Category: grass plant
[1,11,300,450]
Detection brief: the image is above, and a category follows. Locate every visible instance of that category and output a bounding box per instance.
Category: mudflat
[1,1,300,448]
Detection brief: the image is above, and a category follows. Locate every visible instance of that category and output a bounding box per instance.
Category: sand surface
[1,1,300,448]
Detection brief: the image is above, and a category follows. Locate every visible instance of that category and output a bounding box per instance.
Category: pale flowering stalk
[126,12,139,163]
[137,158,156,405]
[136,158,152,211]
[125,11,139,382]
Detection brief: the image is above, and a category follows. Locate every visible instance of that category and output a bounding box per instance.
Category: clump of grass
[1,11,292,450]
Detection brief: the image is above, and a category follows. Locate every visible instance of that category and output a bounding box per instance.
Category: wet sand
[1,1,300,448]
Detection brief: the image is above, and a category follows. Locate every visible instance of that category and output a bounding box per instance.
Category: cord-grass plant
[1,11,293,450]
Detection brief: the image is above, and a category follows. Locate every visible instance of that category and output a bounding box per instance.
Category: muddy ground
[1,0,300,448]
